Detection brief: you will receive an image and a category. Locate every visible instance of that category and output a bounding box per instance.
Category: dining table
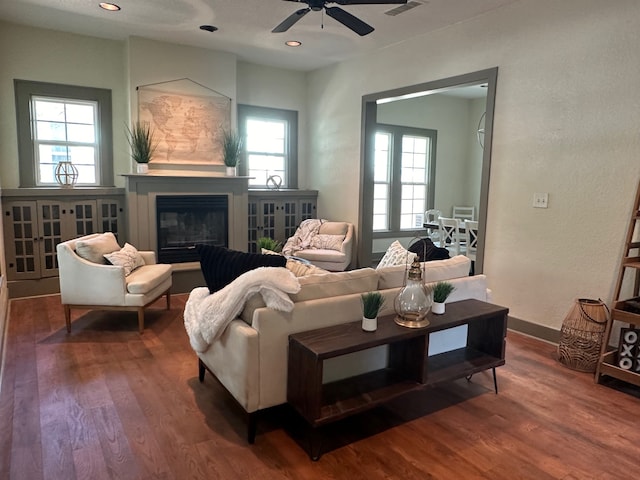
[423,222,467,234]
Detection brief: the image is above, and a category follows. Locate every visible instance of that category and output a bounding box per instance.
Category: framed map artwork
[137,78,231,165]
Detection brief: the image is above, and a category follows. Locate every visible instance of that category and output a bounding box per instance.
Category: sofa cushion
[126,263,173,294]
[104,243,145,276]
[310,234,344,251]
[376,240,417,269]
[377,255,472,290]
[318,222,349,236]
[75,232,120,264]
[295,248,347,263]
[196,244,287,293]
[291,268,378,303]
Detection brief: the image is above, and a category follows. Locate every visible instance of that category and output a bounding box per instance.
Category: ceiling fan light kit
[273,0,408,36]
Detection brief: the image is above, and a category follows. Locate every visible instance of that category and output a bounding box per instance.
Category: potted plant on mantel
[221,128,243,176]
[361,291,385,332]
[432,281,455,315]
[126,121,157,174]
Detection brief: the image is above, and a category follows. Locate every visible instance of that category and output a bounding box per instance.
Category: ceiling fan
[272,0,408,37]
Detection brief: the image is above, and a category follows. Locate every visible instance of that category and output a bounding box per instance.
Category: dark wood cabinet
[287,299,508,458]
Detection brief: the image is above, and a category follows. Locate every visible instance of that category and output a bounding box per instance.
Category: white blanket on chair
[183,267,301,353]
[282,218,323,256]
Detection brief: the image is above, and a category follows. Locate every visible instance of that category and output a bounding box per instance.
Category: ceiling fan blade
[333,0,408,5]
[325,6,374,36]
[272,8,311,33]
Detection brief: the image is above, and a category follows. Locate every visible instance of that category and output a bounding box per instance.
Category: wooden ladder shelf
[595,180,640,386]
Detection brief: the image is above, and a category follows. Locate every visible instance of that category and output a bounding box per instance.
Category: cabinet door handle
[62,209,66,214]
[69,209,74,214]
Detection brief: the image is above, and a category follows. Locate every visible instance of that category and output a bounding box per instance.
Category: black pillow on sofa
[408,237,450,262]
[196,244,287,293]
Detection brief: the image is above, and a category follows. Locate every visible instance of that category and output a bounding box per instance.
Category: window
[238,105,298,188]
[373,125,436,234]
[32,97,99,185]
[14,80,114,187]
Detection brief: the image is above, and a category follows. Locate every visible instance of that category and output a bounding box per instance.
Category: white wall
[236,62,309,188]
[0,21,127,187]
[307,0,640,330]
[0,24,311,190]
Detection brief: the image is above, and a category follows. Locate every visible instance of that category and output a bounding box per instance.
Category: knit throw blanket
[183,267,301,353]
[282,218,323,256]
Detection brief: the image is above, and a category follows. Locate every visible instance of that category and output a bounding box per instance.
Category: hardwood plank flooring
[1,294,639,479]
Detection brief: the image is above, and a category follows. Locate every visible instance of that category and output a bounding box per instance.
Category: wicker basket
[557,298,609,372]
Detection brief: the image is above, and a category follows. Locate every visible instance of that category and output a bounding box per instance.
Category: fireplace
[156,195,228,263]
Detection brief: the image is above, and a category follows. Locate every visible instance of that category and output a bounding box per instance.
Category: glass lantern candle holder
[394,258,432,328]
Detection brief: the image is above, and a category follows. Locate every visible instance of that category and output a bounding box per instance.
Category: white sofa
[194,254,490,442]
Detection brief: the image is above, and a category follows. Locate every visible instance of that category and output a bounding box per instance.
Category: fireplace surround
[124,173,250,267]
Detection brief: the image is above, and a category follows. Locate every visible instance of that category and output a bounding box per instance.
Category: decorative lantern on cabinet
[54,161,79,187]
[394,257,432,328]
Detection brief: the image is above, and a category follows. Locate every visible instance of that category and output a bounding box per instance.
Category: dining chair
[424,209,441,242]
[439,217,465,256]
[452,206,475,222]
[464,220,479,274]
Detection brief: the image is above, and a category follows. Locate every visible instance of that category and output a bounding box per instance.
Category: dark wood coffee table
[287,298,508,459]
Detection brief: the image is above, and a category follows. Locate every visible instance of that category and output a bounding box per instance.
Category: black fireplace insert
[156,195,228,263]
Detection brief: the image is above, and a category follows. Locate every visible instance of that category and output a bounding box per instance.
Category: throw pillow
[286,259,328,277]
[196,244,287,293]
[376,240,417,269]
[310,234,344,251]
[408,237,450,262]
[75,232,120,264]
[103,243,146,276]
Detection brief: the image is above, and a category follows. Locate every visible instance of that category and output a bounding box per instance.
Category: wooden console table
[287,299,508,459]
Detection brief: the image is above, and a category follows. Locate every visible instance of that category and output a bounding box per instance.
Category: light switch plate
[533,192,549,208]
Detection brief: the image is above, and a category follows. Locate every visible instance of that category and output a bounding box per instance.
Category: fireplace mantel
[124,173,250,260]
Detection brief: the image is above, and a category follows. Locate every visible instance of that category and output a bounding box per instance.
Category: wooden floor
[1,295,639,480]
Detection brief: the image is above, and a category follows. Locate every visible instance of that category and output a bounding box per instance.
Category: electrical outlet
[533,192,549,208]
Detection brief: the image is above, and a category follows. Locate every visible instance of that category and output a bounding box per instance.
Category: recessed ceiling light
[200,25,218,33]
[99,3,121,11]
[285,40,302,47]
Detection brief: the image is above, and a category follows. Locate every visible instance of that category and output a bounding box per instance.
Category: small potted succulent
[257,237,282,253]
[432,281,455,314]
[125,121,157,173]
[361,291,385,331]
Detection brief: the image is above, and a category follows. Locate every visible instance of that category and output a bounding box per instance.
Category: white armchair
[57,233,172,333]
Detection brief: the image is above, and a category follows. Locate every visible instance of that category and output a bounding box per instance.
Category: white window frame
[238,104,298,189]
[373,124,437,236]
[31,96,100,186]
[14,80,114,188]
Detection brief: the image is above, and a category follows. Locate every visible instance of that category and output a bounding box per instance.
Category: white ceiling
[0,0,520,72]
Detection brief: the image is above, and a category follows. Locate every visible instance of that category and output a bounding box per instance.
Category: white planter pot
[432,302,446,315]
[136,163,149,174]
[362,316,377,332]
[225,166,237,176]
